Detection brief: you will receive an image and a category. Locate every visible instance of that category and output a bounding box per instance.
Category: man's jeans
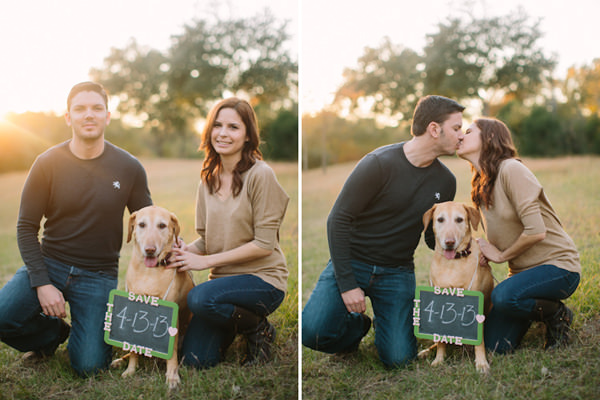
[484,264,580,353]
[302,260,417,368]
[182,274,284,369]
[0,258,117,376]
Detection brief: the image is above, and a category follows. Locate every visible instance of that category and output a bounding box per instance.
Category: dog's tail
[417,343,438,359]
[109,352,132,369]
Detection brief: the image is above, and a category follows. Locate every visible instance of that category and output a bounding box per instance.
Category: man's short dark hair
[67,82,109,111]
[411,95,465,136]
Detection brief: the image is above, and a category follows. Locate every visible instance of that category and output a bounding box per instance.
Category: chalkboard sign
[104,289,179,360]
[413,285,484,346]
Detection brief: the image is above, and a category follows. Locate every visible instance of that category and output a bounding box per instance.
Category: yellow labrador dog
[419,201,494,374]
[111,205,194,390]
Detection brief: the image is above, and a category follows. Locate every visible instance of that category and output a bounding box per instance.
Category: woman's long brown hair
[471,118,519,209]
[200,98,263,197]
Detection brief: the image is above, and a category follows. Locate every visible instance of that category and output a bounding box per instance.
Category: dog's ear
[465,205,481,231]
[127,212,137,243]
[422,204,436,232]
[170,212,180,243]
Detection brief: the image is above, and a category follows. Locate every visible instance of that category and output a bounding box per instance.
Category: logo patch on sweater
[113,181,121,190]
[434,192,440,200]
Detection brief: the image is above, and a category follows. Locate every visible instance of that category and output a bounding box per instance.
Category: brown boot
[532,300,573,350]
[219,328,236,358]
[231,307,276,365]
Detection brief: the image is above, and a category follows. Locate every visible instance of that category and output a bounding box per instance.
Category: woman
[168,98,289,368]
[457,117,581,354]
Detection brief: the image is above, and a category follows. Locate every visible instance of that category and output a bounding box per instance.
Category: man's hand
[341,287,366,314]
[36,284,66,318]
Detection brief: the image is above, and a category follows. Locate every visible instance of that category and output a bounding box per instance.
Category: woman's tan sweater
[191,161,289,292]
[481,158,581,276]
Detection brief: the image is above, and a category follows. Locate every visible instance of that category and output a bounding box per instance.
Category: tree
[90,10,297,158]
[260,106,298,160]
[302,111,408,170]
[423,9,556,113]
[167,10,296,111]
[564,58,600,116]
[334,8,556,120]
[90,40,191,156]
[334,38,423,120]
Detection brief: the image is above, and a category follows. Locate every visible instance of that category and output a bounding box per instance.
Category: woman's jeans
[485,264,580,353]
[0,259,117,376]
[182,274,284,368]
[302,260,417,368]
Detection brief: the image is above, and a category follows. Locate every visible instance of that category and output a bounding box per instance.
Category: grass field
[302,156,600,400]
[0,159,298,400]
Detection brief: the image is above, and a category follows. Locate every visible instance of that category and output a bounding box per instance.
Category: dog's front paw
[166,373,181,391]
[121,366,136,378]
[476,360,490,374]
[431,354,445,367]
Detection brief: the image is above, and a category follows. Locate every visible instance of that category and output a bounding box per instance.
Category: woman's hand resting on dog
[477,232,546,265]
[166,237,212,272]
[476,238,502,264]
[167,241,272,272]
[167,247,212,272]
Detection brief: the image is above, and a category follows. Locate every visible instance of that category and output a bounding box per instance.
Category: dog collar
[454,243,472,259]
[158,252,172,267]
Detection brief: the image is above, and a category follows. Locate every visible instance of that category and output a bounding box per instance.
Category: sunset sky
[301,0,600,114]
[0,0,597,118]
[0,0,297,117]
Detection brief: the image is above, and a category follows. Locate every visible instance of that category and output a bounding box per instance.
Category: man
[0,82,152,376]
[302,95,465,368]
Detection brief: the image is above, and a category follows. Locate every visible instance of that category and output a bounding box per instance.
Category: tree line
[0,10,297,173]
[303,8,600,169]
[3,8,599,174]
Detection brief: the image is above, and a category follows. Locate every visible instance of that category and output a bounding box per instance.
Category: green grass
[302,156,600,400]
[0,159,298,400]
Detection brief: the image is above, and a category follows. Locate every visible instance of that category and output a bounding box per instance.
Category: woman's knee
[187,285,220,315]
[182,349,220,370]
[182,318,226,369]
[490,285,520,313]
[485,336,517,354]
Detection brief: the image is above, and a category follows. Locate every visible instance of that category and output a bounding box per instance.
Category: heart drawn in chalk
[476,314,485,323]
[168,327,178,336]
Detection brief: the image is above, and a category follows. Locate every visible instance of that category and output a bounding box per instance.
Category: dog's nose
[145,246,157,256]
[444,239,455,249]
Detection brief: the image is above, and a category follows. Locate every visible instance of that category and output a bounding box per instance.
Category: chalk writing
[413,286,484,346]
[104,289,178,360]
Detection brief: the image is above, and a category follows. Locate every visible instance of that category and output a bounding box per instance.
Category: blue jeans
[302,260,417,368]
[0,259,117,376]
[182,274,284,368]
[485,264,580,353]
